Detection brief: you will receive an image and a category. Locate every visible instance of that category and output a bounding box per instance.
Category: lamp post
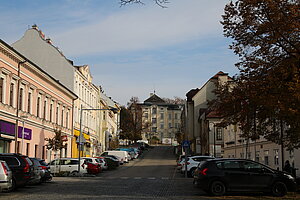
[14,60,27,153]
[20,115,28,154]
[77,105,118,173]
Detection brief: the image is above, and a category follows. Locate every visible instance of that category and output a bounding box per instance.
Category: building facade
[140,93,183,144]
[72,65,101,157]
[0,39,76,162]
[185,71,231,156]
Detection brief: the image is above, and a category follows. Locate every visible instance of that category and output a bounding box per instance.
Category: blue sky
[0,0,239,105]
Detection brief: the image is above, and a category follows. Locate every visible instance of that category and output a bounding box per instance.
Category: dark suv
[193,158,297,197]
[0,153,34,190]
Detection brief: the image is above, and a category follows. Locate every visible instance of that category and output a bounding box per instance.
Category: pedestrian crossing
[97,176,171,180]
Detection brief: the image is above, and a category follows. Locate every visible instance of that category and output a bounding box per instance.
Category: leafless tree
[120,0,169,8]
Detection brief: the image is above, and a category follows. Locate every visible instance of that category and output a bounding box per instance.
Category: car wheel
[210,180,226,196]
[272,181,287,197]
[10,178,16,191]
[70,171,79,176]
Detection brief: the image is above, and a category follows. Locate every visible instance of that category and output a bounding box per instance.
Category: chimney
[46,38,52,44]
[32,24,38,30]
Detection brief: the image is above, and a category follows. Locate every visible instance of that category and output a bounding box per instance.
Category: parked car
[37,159,52,182]
[0,160,12,192]
[49,158,87,175]
[81,157,102,174]
[94,157,108,170]
[29,158,52,183]
[101,151,129,164]
[0,153,34,190]
[181,155,214,177]
[193,158,298,197]
[101,156,120,170]
[28,157,43,184]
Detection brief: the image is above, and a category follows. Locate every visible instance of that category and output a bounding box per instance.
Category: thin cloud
[53,0,227,56]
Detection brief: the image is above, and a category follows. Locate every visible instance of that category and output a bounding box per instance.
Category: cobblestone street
[1,146,299,200]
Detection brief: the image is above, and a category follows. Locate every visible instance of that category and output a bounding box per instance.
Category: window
[168,113,171,120]
[152,107,157,114]
[9,83,14,106]
[0,77,3,103]
[34,145,38,158]
[264,150,269,165]
[160,123,164,129]
[50,103,53,122]
[175,113,178,119]
[19,88,23,110]
[160,113,164,119]
[216,128,222,140]
[243,161,263,172]
[42,146,45,159]
[151,127,157,132]
[222,161,242,170]
[27,92,31,113]
[152,118,157,124]
[37,97,40,117]
[66,110,69,129]
[43,100,47,120]
[144,112,148,118]
[274,149,279,165]
[255,151,260,162]
[169,123,172,128]
[26,143,30,156]
[56,105,59,124]
[17,141,20,154]
[61,107,64,126]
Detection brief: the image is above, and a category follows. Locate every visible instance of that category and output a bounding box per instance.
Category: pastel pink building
[0,39,77,162]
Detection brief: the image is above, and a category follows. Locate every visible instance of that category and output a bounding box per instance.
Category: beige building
[99,90,120,150]
[72,65,101,157]
[140,93,183,144]
[186,71,231,156]
[186,71,300,176]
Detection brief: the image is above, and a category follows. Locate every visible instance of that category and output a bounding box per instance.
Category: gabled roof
[144,94,165,104]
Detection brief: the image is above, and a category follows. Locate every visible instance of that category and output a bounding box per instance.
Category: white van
[101,151,129,164]
[49,158,87,174]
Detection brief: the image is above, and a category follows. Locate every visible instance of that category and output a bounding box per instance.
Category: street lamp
[20,115,28,154]
[77,105,118,173]
[14,60,27,153]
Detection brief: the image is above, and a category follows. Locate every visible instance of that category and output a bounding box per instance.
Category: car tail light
[1,162,8,176]
[177,163,181,166]
[200,168,208,175]
[39,166,48,170]
[186,162,190,165]
[22,157,30,173]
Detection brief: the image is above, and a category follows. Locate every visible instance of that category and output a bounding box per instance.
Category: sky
[0,0,239,106]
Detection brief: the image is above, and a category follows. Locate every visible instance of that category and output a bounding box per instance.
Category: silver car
[0,160,12,192]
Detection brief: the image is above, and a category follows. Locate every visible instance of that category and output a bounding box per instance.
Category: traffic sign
[182,140,190,148]
[76,134,86,144]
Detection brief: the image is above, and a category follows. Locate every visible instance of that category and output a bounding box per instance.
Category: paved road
[1,146,299,200]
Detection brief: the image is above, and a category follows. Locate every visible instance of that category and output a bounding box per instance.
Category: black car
[193,158,297,197]
[0,153,34,190]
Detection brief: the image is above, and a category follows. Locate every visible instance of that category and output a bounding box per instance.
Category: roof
[144,94,165,104]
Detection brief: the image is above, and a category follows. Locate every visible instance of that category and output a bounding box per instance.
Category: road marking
[161,177,169,180]
[120,177,129,179]
[148,177,156,180]
[134,177,142,179]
